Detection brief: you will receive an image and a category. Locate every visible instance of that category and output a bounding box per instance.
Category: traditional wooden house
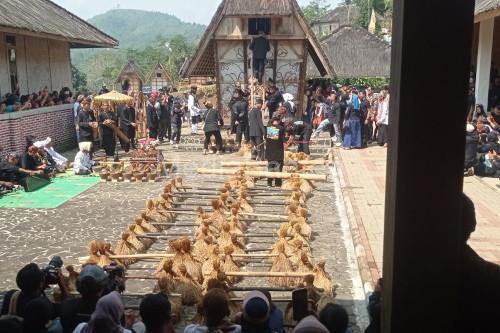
[308,25,391,79]
[311,5,360,38]
[0,0,117,96]
[181,0,334,115]
[116,60,144,93]
[145,63,173,92]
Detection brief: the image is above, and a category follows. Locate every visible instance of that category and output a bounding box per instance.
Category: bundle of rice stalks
[170,178,183,193]
[195,226,212,242]
[237,191,253,213]
[291,224,310,245]
[193,234,210,260]
[289,239,312,266]
[64,265,79,292]
[291,216,312,239]
[135,216,158,233]
[114,233,138,266]
[178,237,203,283]
[236,143,252,158]
[160,193,174,206]
[127,224,151,250]
[210,200,226,228]
[228,216,244,235]
[289,191,306,205]
[222,246,242,284]
[217,223,233,249]
[173,264,203,305]
[205,271,231,292]
[202,258,223,291]
[202,219,220,236]
[155,259,177,291]
[163,183,173,194]
[282,176,301,191]
[286,202,300,216]
[219,192,232,210]
[87,241,101,264]
[230,234,246,255]
[155,275,175,294]
[272,226,293,256]
[296,252,314,274]
[174,176,186,192]
[144,200,166,223]
[195,207,210,225]
[269,242,295,287]
[202,246,221,276]
[313,260,334,296]
[299,178,315,195]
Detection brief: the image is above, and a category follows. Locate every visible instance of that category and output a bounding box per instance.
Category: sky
[52,0,342,25]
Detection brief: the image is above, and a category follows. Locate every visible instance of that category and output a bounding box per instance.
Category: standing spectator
[342,91,362,150]
[291,316,329,333]
[147,92,160,141]
[238,290,270,333]
[232,92,250,148]
[22,298,54,333]
[73,291,132,333]
[376,91,390,147]
[260,290,284,333]
[265,85,284,119]
[74,95,84,142]
[159,91,172,143]
[98,84,110,95]
[266,117,285,187]
[184,289,241,333]
[319,303,352,333]
[171,102,183,147]
[78,100,98,153]
[359,91,372,147]
[202,102,224,155]
[248,98,266,160]
[98,103,118,159]
[249,31,270,83]
[285,120,313,155]
[188,86,201,135]
[60,265,108,333]
[140,293,175,333]
[119,100,137,152]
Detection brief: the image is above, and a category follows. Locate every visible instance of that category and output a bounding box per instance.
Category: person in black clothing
[359,91,371,147]
[98,84,110,95]
[265,85,284,119]
[98,103,118,159]
[248,98,266,160]
[232,93,249,148]
[147,93,160,140]
[139,293,174,333]
[77,100,98,153]
[60,265,108,333]
[202,102,224,155]
[364,278,382,333]
[265,117,285,187]
[23,297,54,333]
[0,153,41,187]
[171,102,183,146]
[464,124,479,173]
[159,91,173,143]
[119,100,136,152]
[249,31,270,83]
[285,120,313,155]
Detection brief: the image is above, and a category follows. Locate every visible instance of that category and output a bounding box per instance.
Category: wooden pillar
[475,18,494,109]
[382,0,474,332]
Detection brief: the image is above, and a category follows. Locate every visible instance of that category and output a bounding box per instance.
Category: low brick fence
[0,105,77,155]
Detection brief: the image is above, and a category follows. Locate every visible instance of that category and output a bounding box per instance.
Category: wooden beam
[474,9,500,23]
[196,168,327,181]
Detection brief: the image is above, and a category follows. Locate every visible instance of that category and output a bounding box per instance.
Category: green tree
[302,0,331,24]
[71,64,87,93]
[353,0,372,29]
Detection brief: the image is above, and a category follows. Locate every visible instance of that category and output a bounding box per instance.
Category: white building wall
[25,36,51,92]
[14,35,29,94]
[475,18,495,108]
[48,39,72,90]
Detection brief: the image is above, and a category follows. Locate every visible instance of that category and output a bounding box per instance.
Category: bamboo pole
[221,160,328,167]
[126,271,313,280]
[78,252,279,263]
[196,168,328,181]
[179,185,292,192]
[137,233,278,239]
[170,201,285,207]
[161,210,288,220]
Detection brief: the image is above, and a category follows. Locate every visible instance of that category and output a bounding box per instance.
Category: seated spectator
[73,144,97,175]
[73,291,132,333]
[364,279,381,333]
[472,104,488,123]
[0,101,6,114]
[319,304,351,333]
[185,288,241,333]
[260,290,284,333]
[291,315,329,333]
[0,152,42,185]
[464,124,479,175]
[60,265,108,333]
[23,297,54,333]
[35,137,68,172]
[475,149,500,177]
[237,290,271,333]
[22,146,53,178]
[478,132,500,154]
[0,317,22,333]
[140,293,175,333]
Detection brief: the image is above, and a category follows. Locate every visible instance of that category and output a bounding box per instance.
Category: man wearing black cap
[248,98,266,160]
[232,90,249,148]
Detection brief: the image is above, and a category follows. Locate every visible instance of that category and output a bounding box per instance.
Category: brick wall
[0,105,77,156]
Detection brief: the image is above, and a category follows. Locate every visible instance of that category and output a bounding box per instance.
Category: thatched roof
[181,0,334,78]
[475,0,500,15]
[145,63,173,84]
[308,26,391,78]
[0,0,118,48]
[313,5,360,25]
[116,60,145,83]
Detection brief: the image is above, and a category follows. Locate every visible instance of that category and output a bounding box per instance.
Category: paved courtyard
[335,146,500,285]
[0,137,368,331]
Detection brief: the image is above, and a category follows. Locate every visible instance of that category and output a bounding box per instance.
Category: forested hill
[88,9,205,49]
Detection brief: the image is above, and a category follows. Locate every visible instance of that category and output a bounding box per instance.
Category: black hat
[255,98,263,104]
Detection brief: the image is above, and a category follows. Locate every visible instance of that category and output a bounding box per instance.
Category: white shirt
[188,95,200,117]
[73,322,133,333]
[73,151,95,174]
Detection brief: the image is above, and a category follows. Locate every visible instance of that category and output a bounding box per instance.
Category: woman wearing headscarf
[72,291,132,333]
[342,90,362,149]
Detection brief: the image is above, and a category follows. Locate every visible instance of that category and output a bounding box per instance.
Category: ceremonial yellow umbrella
[93,90,133,105]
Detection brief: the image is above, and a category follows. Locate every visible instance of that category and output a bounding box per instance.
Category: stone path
[335,145,500,287]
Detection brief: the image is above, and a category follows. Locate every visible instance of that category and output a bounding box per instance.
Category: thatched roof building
[146,63,173,92]
[308,25,391,78]
[116,60,145,93]
[312,5,360,38]
[182,0,333,114]
[0,0,118,48]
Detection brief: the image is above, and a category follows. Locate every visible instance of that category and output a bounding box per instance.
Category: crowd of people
[0,260,359,333]
[0,85,74,114]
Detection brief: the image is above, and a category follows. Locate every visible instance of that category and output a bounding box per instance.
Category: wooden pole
[126,271,312,280]
[221,160,328,167]
[196,168,328,181]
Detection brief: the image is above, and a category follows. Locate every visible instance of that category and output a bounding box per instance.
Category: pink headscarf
[82,291,125,333]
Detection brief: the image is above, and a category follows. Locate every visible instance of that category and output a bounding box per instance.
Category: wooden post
[382,0,474,331]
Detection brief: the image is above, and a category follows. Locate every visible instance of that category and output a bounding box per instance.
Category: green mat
[0,173,100,209]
